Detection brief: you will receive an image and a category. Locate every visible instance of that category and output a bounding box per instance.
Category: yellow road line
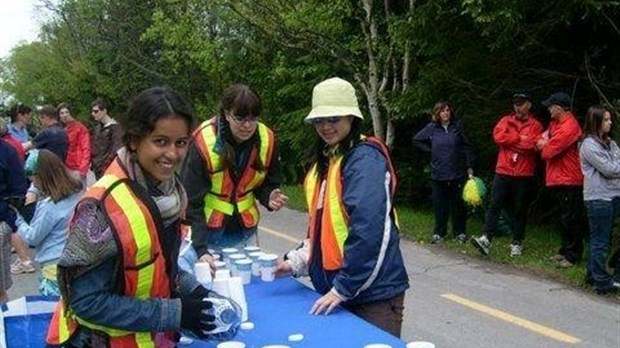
[259,226,300,244]
[441,293,581,344]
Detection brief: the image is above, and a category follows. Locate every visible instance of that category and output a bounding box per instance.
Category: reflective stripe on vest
[303,136,398,271]
[193,118,275,228]
[46,159,175,348]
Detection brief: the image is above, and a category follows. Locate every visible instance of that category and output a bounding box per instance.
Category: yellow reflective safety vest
[47,159,177,348]
[192,117,275,228]
[304,136,398,271]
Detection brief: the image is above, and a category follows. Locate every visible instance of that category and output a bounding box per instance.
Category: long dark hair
[218,84,265,171]
[122,86,195,148]
[583,105,612,144]
[312,117,363,177]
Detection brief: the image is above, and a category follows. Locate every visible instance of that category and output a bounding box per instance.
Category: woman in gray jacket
[579,105,620,294]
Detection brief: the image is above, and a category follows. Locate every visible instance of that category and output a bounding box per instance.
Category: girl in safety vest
[14,149,83,296]
[276,77,409,338]
[181,84,288,268]
[47,87,236,347]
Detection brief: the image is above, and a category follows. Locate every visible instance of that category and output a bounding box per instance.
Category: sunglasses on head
[309,117,342,125]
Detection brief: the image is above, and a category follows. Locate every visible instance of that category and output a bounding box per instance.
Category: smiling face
[225,111,258,143]
[312,116,353,146]
[438,106,451,125]
[131,116,191,183]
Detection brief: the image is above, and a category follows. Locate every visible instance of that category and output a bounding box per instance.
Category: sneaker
[455,233,467,244]
[548,254,565,262]
[430,234,444,244]
[471,235,490,256]
[11,259,35,274]
[510,244,523,257]
[556,258,574,268]
[596,282,620,295]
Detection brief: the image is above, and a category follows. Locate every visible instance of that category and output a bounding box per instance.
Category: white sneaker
[471,235,490,256]
[510,244,523,257]
[11,259,36,274]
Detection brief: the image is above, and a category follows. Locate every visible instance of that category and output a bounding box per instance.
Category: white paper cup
[211,278,230,298]
[215,269,231,280]
[406,342,435,348]
[214,261,227,270]
[243,246,261,255]
[217,341,245,348]
[235,259,253,285]
[228,254,247,276]
[228,277,248,321]
[221,248,239,268]
[194,262,212,287]
[248,251,263,276]
[259,254,278,282]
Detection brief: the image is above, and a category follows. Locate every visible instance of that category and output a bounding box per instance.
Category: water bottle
[201,295,242,342]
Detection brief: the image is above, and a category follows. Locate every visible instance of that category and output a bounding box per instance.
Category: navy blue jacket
[0,139,27,231]
[308,141,409,305]
[413,120,476,181]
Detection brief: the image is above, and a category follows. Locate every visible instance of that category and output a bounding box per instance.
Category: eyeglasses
[229,114,259,124]
[309,117,342,125]
[91,109,101,114]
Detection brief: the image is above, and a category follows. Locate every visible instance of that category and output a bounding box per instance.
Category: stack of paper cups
[221,248,239,269]
[234,259,253,285]
[211,278,230,298]
[194,262,212,289]
[247,252,263,276]
[243,246,261,256]
[214,261,227,271]
[228,254,247,276]
[215,269,231,280]
[259,254,278,282]
[228,277,248,322]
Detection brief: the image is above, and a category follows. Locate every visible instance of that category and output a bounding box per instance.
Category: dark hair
[312,117,363,177]
[431,101,453,123]
[36,149,82,202]
[122,86,195,147]
[8,103,32,123]
[91,98,108,111]
[583,105,612,143]
[57,102,73,115]
[218,84,265,170]
[39,105,60,122]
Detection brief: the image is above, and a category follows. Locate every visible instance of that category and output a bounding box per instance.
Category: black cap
[542,92,571,108]
[512,92,531,103]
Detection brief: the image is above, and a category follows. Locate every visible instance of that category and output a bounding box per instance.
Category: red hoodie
[493,113,543,177]
[539,112,583,186]
[65,121,91,176]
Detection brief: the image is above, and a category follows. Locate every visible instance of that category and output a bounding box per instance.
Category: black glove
[180,287,216,338]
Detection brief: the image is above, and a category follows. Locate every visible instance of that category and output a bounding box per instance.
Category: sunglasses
[229,114,259,124]
[309,117,342,125]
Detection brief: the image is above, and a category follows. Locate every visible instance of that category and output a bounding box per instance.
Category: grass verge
[282,184,591,291]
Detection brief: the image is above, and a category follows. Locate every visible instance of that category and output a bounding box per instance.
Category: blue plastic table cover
[187,276,407,348]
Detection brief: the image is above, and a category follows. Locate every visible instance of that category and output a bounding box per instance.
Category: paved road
[10,207,620,348]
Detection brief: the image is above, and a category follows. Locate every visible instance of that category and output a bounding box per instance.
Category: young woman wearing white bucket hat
[277,77,409,338]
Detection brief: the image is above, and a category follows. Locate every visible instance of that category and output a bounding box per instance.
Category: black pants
[550,186,587,264]
[484,174,533,244]
[431,179,467,237]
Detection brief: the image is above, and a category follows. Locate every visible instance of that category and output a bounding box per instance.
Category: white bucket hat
[305,77,364,122]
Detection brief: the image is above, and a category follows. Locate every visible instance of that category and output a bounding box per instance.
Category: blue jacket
[0,139,27,231]
[16,191,82,265]
[308,141,409,305]
[413,121,476,181]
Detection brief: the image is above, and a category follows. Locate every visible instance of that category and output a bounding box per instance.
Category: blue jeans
[585,198,620,291]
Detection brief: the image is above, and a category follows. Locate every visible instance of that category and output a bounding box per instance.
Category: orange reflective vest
[304,136,398,270]
[47,159,177,348]
[192,117,275,228]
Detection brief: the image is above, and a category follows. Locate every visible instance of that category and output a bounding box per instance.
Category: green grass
[283,184,591,291]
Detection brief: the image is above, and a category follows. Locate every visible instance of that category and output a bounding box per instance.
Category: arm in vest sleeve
[332,144,394,300]
[254,137,283,209]
[181,143,213,258]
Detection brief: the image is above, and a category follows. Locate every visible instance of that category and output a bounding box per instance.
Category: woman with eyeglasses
[181,84,288,269]
[413,101,477,244]
[276,77,409,338]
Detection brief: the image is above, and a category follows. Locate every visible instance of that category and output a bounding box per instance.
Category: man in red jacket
[472,93,544,257]
[58,102,91,182]
[536,92,585,268]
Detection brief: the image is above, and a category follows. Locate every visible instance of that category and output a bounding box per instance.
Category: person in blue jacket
[0,137,27,302]
[14,149,83,295]
[276,77,409,338]
[413,101,477,244]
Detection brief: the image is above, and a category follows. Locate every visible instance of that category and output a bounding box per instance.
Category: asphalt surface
[9,206,620,348]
